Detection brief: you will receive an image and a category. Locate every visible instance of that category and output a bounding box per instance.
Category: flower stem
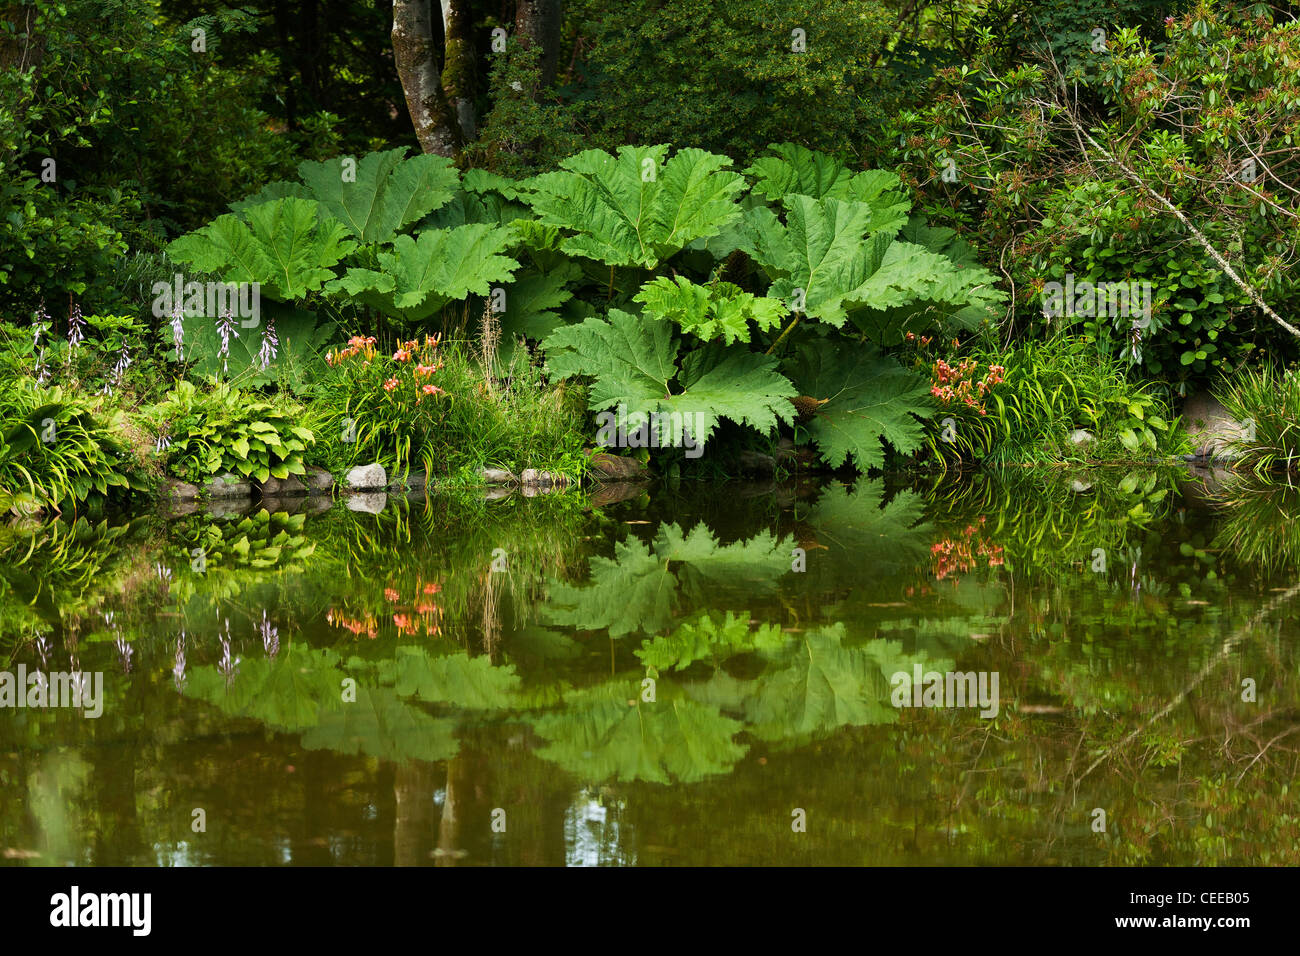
[765,314,801,356]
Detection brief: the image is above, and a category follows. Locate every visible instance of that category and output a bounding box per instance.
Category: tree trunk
[0,4,43,72]
[514,0,563,88]
[392,0,460,157]
[440,0,477,141]
[434,755,464,865]
[393,763,433,866]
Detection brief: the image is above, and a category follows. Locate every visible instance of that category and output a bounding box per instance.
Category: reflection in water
[1,471,1298,865]
[565,792,634,868]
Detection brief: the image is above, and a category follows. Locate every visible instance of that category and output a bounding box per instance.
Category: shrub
[894,5,1300,384]
[566,0,897,166]
[3,309,170,407]
[1,0,307,315]
[147,380,314,484]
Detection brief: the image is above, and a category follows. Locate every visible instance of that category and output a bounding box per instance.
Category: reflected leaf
[806,481,931,572]
[635,610,784,672]
[377,646,521,709]
[534,679,747,784]
[301,684,459,763]
[184,645,344,732]
[692,624,951,742]
[545,523,793,637]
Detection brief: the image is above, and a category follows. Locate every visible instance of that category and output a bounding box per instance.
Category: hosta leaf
[327,224,520,322]
[167,198,357,302]
[784,340,935,471]
[526,145,746,267]
[296,148,459,242]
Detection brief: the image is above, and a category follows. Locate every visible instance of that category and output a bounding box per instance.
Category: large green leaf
[182,644,344,732]
[543,309,795,447]
[376,646,521,709]
[167,198,357,302]
[635,610,786,672]
[633,276,785,345]
[172,301,334,389]
[295,148,459,242]
[845,241,1003,317]
[327,224,521,322]
[740,196,898,328]
[525,145,746,267]
[745,143,912,212]
[804,481,932,572]
[300,684,460,763]
[784,340,935,470]
[228,179,310,215]
[495,261,582,345]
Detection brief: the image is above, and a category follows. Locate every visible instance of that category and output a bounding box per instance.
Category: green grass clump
[1214,364,1300,476]
[922,335,1186,466]
[306,334,588,483]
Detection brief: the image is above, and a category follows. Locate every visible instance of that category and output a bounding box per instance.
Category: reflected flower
[258,609,279,658]
[218,618,241,686]
[173,631,187,691]
[115,637,133,674]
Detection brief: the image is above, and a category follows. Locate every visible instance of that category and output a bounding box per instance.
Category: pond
[2,468,1298,866]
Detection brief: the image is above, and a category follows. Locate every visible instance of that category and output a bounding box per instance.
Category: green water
[2,469,1298,866]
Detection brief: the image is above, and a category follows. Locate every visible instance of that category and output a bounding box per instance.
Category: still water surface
[2,469,1298,865]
